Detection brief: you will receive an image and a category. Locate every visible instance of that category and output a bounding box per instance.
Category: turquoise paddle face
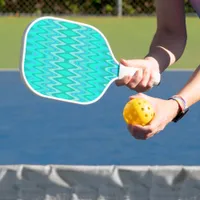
[20,17,119,105]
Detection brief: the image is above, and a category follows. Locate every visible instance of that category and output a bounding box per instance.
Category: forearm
[176,65,200,107]
[145,31,187,73]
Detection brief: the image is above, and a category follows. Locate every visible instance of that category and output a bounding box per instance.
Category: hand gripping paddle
[20,16,160,105]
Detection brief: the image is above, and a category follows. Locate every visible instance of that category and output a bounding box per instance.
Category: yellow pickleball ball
[123,98,155,126]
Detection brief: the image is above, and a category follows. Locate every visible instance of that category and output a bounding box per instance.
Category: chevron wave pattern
[23,18,119,103]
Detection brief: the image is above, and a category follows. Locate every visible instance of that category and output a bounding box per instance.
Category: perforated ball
[123,98,155,126]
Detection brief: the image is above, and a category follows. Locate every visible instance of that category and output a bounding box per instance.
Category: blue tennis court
[0,70,199,165]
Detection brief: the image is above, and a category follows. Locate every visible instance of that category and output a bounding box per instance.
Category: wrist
[168,99,181,119]
[168,95,189,123]
[145,46,176,73]
[144,56,160,73]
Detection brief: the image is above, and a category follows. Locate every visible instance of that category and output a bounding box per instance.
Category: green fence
[0,0,195,16]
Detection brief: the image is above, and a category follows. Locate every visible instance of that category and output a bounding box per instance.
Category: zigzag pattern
[23,18,118,103]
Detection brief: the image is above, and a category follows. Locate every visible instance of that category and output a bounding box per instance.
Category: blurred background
[0,0,199,70]
[0,0,200,166]
[0,0,195,16]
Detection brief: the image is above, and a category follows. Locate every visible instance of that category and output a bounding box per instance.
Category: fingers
[120,58,129,66]
[115,58,160,92]
[138,68,150,88]
[115,59,146,88]
[116,68,151,91]
[120,58,147,68]
[127,111,164,140]
[126,69,143,89]
[115,65,152,92]
[128,124,160,140]
[128,93,144,101]
[127,124,145,140]
[115,75,132,86]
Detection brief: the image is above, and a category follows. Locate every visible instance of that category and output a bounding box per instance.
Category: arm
[116,0,187,92]
[176,65,200,107]
[145,0,187,73]
[128,67,200,140]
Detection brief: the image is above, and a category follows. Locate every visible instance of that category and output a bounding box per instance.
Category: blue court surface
[0,70,199,165]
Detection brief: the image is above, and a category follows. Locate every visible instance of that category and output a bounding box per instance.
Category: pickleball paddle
[20,16,160,105]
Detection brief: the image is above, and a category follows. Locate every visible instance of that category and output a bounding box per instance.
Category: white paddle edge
[19,16,119,105]
[19,16,160,105]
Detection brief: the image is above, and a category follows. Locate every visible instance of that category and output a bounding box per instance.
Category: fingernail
[129,96,134,100]
[121,58,128,63]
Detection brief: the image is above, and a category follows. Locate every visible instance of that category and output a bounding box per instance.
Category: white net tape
[0,165,200,200]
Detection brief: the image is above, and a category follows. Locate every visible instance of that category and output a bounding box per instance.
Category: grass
[0,16,199,69]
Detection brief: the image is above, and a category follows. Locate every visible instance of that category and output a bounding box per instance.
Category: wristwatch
[168,95,189,123]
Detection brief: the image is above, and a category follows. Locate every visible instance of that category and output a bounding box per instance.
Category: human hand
[115,57,161,92]
[126,93,180,140]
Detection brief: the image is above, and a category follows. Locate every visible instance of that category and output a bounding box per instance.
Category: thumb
[148,111,160,127]
[129,93,147,100]
[120,58,147,69]
[120,58,129,66]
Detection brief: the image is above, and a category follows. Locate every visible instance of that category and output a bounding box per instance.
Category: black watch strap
[168,95,189,123]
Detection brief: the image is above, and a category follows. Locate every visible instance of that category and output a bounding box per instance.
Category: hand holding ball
[123,98,155,126]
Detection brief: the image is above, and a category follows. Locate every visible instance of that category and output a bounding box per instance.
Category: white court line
[0,68,19,71]
[167,68,194,71]
[0,68,194,72]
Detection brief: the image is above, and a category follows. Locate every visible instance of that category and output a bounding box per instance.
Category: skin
[115,0,200,140]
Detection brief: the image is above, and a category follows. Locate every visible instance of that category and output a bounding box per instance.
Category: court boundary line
[0,68,19,71]
[0,68,194,72]
[167,68,194,71]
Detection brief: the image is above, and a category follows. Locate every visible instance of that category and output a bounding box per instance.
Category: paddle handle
[118,64,161,86]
